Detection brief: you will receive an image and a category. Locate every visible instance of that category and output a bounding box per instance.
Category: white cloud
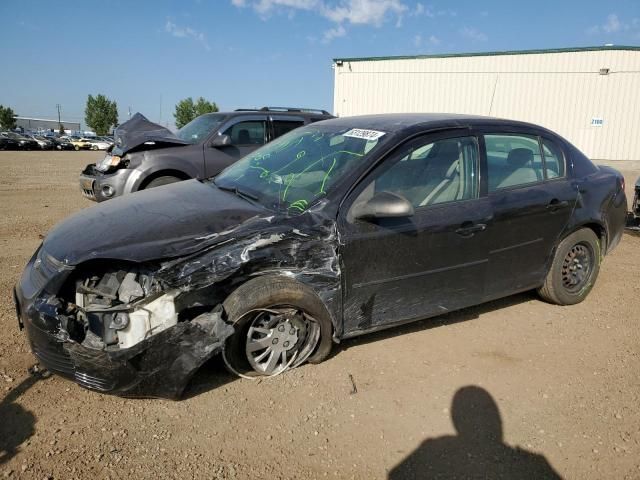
[323,24,346,42]
[414,33,440,48]
[603,13,621,33]
[164,20,210,50]
[232,0,408,41]
[587,13,640,36]
[459,26,487,43]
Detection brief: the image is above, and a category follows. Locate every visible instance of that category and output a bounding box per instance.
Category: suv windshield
[215,124,388,213]
[177,114,227,144]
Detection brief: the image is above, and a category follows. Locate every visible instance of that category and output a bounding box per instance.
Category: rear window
[485,134,544,192]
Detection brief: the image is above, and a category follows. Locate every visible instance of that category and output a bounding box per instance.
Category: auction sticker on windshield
[343,129,386,141]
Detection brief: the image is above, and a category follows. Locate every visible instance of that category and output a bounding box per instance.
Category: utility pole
[56,103,61,124]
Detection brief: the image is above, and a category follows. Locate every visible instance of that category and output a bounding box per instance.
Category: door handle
[546,199,569,211]
[455,223,487,237]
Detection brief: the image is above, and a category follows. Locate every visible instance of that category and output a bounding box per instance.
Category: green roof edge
[333,45,640,63]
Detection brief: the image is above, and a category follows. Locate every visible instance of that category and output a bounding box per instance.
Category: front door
[204,116,268,176]
[339,132,492,335]
[481,133,577,299]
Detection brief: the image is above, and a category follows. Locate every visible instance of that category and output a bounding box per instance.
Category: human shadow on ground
[0,375,39,465]
[388,386,562,480]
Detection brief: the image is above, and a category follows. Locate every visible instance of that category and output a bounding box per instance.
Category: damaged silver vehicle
[14,114,627,399]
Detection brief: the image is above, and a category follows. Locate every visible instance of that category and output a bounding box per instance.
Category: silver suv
[79,107,333,201]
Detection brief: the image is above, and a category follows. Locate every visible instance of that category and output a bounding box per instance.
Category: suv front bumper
[79,164,139,202]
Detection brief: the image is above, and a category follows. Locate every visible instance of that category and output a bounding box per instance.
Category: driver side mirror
[351,191,415,220]
[211,134,232,148]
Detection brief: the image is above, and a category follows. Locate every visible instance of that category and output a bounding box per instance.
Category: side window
[356,136,479,209]
[223,121,266,146]
[542,138,565,179]
[485,134,544,192]
[273,120,305,138]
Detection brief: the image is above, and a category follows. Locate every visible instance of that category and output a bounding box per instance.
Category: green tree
[173,97,218,129]
[85,94,118,135]
[58,124,66,135]
[0,105,17,130]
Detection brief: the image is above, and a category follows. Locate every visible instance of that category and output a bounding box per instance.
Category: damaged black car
[15,114,627,399]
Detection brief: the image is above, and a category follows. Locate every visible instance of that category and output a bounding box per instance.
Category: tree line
[0,95,218,134]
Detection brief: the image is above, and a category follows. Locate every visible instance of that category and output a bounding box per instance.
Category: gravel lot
[1,151,639,479]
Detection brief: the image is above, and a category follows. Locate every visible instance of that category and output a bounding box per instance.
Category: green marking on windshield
[289,199,308,213]
[319,157,337,195]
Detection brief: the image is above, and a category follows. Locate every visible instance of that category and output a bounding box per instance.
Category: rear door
[480,131,577,299]
[339,131,492,335]
[204,115,268,176]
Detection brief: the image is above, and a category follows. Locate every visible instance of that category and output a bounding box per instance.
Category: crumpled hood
[113,112,190,155]
[43,180,268,265]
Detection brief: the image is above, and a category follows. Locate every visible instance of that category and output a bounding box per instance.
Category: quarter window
[273,120,305,138]
[357,136,479,209]
[485,134,544,192]
[542,138,565,179]
[224,121,266,146]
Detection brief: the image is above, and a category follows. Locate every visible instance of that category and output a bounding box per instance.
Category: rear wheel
[222,277,333,378]
[144,176,182,189]
[537,228,601,305]
[74,145,79,151]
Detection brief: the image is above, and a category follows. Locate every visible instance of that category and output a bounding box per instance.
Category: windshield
[215,124,387,213]
[176,113,227,144]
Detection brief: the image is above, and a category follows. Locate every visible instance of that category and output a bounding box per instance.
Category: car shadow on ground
[337,290,538,354]
[183,291,538,399]
[182,356,237,400]
[0,375,39,465]
[388,385,563,480]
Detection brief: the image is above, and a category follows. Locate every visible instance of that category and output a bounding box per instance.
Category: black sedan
[3,132,39,149]
[49,137,75,151]
[14,114,627,398]
[0,132,20,150]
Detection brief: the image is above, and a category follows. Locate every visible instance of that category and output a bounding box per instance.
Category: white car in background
[85,137,112,151]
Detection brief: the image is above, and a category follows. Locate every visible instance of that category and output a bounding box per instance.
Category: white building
[333,46,640,161]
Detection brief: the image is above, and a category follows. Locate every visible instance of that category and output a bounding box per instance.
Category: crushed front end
[14,247,233,399]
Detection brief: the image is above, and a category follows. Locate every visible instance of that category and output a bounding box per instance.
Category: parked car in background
[66,137,93,151]
[28,135,55,150]
[50,137,75,151]
[16,114,626,398]
[85,137,112,151]
[79,107,334,201]
[627,176,640,233]
[2,132,39,149]
[0,132,21,150]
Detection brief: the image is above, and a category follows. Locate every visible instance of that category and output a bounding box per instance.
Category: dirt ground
[1,150,639,479]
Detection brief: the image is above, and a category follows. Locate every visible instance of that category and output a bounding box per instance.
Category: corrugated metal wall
[333,49,640,160]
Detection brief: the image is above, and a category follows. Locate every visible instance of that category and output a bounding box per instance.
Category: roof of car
[316,113,546,133]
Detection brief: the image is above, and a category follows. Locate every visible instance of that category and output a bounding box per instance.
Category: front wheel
[144,176,182,189]
[222,277,333,378]
[537,228,601,305]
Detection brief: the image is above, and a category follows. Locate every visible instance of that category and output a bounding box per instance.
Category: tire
[222,276,333,378]
[144,176,182,189]
[537,228,601,305]
[92,145,98,151]
[74,145,79,151]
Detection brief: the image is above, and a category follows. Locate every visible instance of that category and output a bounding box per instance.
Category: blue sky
[0,0,638,130]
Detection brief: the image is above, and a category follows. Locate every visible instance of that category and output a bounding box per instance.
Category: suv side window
[485,134,544,192]
[273,119,305,138]
[541,138,565,179]
[224,121,266,146]
[355,136,479,209]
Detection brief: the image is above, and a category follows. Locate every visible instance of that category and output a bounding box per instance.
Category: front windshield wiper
[214,181,260,204]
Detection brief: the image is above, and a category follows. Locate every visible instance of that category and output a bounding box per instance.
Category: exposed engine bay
[58,268,184,351]
[73,269,177,349]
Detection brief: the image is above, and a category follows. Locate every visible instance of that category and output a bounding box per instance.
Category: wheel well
[139,170,191,190]
[575,222,607,252]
